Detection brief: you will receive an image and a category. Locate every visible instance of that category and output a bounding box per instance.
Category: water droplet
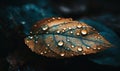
[41,25,49,31]
[44,51,47,53]
[52,17,55,20]
[28,36,33,39]
[34,24,37,27]
[77,48,82,51]
[86,46,90,49]
[70,31,73,34]
[40,52,43,55]
[35,41,38,43]
[26,40,29,43]
[93,28,95,30]
[71,54,74,56]
[58,17,61,20]
[47,44,50,47]
[60,53,65,56]
[71,45,75,48]
[77,24,82,28]
[62,30,65,32]
[30,31,33,34]
[48,20,51,22]
[68,27,72,30]
[97,36,100,39]
[81,29,87,35]
[82,52,86,55]
[67,39,70,41]
[63,28,66,30]
[58,41,64,47]
[21,21,26,24]
[97,47,101,50]
[57,30,60,33]
[76,32,80,36]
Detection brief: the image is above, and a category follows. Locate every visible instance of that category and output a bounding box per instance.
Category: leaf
[24,17,112,58]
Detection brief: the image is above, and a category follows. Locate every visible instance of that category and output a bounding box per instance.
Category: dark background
[0,0,120,71]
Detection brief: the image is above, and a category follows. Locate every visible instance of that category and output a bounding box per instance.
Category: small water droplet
[62,30,65,32]
[97,36,100,39]
[68,27,72,30]
[67,39,70,41]
[21,21,26,24]
[48,20,51,22]
[93,48,96,50]
[28,36,33,39]
[42,25,49,31]
[35,41,38,43]
[82,52,86,55]
[71,45,75,48]
[57,30,60,33]
[34,24,37,27]
[86,46,90,49]
[44,51,47,53]
[47,44,50,47]
[52,17,55,20]
[58,41,64,47]
[77,24,82,28]
[30,31,32,34]
[26,40,29,43]
[60,53,65,56]
[63,28,66,30]
[81,29,87,35]
[71,54,74,56]
[97,47,101,50]
[77,48,82,51]
[58,17,61,20]
[76,32,80,36]
[70,31,73,34]
[40,52,43,55]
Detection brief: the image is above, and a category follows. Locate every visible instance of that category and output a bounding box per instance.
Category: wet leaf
[24,17,111,58]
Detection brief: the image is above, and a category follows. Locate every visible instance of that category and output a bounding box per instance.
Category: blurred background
[0,0,120,71]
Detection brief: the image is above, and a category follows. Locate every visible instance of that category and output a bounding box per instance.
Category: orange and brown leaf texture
[25,17,112,58]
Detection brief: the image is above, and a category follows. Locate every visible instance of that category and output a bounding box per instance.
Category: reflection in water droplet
[71,45,75,48]
[77,24,82,28]
[28,36,33,39]
[58,17,61,20]
[60,53,65,56]
[42,25,49,31]
[52,17,55,20]
[77,47,82,51]
[70,31,73,34]
[76,32,80,36]
[35,41,38,43]
[58,41,64,47]
[47,44,50,47]
[67,39,70,41]
[68,27,72,30]
[57,30,60,33]
[81,29,87,35]
[86,46,90,49]
[82,52,86,55]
